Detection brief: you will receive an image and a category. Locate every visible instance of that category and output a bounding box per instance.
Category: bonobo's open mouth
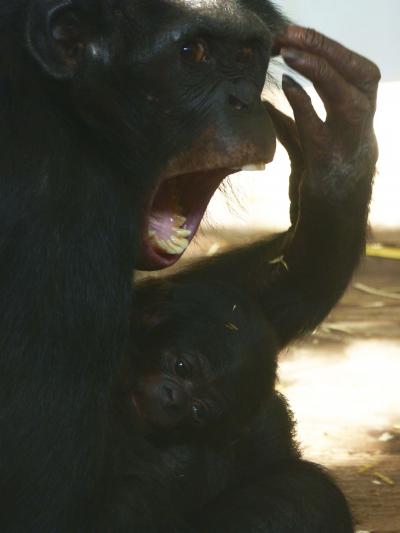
[137,120,277,270]
[138,162,266,270]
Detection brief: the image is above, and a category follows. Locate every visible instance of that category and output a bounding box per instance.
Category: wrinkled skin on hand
[275,25,380,207]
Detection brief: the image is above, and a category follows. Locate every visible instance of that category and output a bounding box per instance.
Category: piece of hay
[373,471,396,486]
[225,322,239,332]
[353,282,400,301]
[366,244,400,260]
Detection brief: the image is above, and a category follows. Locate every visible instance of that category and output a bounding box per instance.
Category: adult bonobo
[0,0,379,531]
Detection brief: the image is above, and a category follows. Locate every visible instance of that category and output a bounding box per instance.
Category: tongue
[149,212,187,240]
[148,213,191,255]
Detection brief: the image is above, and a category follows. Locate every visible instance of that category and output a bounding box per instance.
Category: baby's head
[128,280,278,438]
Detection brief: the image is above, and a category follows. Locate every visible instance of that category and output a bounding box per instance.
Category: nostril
[229,94,248,111]
[162,384,176,406]
[162,383,187,410]
[227,80,259,112]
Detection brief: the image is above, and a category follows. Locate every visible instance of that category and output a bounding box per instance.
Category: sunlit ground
[278,340,400,462]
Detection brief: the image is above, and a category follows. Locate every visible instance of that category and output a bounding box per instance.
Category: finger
[275,26,381,104]
[281,75,324,153]
[263,101,302,161]
[262,102,304,226]
[281,48,371,129]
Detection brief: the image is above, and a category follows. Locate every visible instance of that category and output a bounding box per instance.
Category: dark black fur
[0,1,285,530]
[0,0,375,531]
[105,281,353,532]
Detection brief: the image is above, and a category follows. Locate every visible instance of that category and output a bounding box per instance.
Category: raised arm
[170,27,380,347]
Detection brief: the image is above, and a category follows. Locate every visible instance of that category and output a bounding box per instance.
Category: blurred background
[142,2,400,531]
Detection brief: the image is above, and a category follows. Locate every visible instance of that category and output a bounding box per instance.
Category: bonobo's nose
[228,79,260,112]
[161,383,188,410]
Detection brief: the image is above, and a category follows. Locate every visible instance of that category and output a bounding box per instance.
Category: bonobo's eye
[175,359,191,379]
[181,39,210,64]
[192,401,209,425]
[236,45,254,64]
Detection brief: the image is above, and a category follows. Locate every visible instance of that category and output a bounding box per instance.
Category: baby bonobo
[106,280,354,533]
[130,281,277,437]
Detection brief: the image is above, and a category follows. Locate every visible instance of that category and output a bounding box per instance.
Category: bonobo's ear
[26,0,90,80]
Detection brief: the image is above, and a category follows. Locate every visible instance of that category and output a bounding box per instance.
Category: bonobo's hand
[274,26,381,207]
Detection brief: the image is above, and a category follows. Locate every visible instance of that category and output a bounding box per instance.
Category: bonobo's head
[8,0,287,270]
[128,281,278,438]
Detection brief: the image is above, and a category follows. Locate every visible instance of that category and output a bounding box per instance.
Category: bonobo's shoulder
[259,391,295,428]
[238,392,300,466]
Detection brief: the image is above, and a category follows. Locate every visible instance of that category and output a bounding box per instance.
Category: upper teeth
[149,216,190,255]
[241,163,266,171]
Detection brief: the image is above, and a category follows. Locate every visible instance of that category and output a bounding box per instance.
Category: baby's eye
[175,359,191,378]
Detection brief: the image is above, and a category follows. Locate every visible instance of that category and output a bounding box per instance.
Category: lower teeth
[148,216,190,255]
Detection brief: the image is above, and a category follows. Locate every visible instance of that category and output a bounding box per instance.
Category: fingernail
[281,47,300,62]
